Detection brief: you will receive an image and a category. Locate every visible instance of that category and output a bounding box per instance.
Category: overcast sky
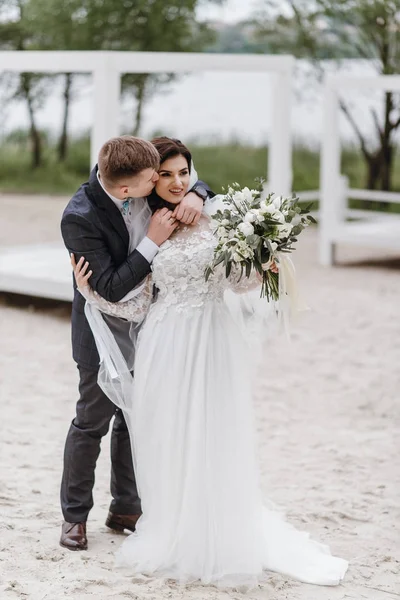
[197,0,261,23]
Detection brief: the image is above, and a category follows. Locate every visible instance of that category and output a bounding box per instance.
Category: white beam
[91,59,120,168]
[319,83,341,266]
[326,73,400,92]
[111,52,294,74]
[0,51,294,74]
[269,70,292,196]
[0,50,100,72]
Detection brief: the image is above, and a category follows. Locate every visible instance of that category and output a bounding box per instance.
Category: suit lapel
[88,166,129,249]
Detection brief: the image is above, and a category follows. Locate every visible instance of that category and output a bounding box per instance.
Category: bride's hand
[71,254,93,290]
[172,192,203,226]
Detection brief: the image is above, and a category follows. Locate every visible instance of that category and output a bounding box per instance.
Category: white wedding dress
[84,202,348,589]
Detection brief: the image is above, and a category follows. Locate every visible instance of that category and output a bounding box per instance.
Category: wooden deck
[0,243,73,301]
[0,218,399,304]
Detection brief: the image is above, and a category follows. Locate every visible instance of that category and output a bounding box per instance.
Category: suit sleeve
[61,212,151,302]
[191,179,216,199]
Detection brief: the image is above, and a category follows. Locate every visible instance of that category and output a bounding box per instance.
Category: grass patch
[1,133,400,214]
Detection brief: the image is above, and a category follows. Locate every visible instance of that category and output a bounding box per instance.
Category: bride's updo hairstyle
[151,137,192,173]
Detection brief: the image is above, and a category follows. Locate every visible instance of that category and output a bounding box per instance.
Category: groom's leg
[61,365,116,523]
[109,408,141,515]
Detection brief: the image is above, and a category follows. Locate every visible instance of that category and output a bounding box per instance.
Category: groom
[60,135,211,551]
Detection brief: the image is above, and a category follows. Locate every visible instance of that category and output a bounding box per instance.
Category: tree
[0,0,53,168]
[19,0,222,153]
[255,0,400,191]
[23,0,93,162]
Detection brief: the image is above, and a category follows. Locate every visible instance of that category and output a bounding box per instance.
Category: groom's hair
[98,135,160,186]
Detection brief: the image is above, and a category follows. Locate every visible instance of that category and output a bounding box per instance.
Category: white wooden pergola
[0,51,294,195]
[0,51,294,301]
[320,73,400,265]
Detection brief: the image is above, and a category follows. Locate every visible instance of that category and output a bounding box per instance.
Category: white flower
[233,252,242,263]
[255,212,265,223]
[277,223,292,238]
[237,241,254,259]
[217,226,229,240]
[271,209,285,224]
[221,219,230,226]
[237,222,254,237]
[244,211,257,223]
[259,201,274,215]
[242,187,254,203]
[232,191,245,205]
[272,195,283,209]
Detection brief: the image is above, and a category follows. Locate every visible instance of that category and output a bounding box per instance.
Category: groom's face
[117,168,159,199]
[107,169,158,200]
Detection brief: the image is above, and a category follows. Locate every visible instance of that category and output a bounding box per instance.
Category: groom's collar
[88,165,129,246]
[88,165,129,215]
[96,169,125,210]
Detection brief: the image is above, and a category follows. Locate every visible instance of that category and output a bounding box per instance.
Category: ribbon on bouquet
[277,254,309,337]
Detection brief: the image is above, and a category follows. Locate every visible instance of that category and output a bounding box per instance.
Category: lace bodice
[149,216,257,322]
[82,212,258,323]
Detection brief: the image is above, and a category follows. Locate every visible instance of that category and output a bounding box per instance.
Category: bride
[72,136,348,589]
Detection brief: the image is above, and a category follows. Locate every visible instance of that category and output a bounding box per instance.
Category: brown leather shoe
[105,511,141,533]
[60,521,87,551]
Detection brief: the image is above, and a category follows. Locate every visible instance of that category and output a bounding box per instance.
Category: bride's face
[155,155,190,205]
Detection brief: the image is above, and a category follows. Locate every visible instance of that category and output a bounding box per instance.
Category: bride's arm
[71,255,153,322]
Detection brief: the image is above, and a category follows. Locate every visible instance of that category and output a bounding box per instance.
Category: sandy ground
[0,194,399,600]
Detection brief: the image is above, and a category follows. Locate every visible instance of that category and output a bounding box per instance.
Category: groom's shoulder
[62,179,95,223]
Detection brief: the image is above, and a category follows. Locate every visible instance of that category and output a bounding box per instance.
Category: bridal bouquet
[205,183,315,302]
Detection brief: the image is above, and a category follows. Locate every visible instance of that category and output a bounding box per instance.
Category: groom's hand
[147,208,179,246]
[172,192,202,225]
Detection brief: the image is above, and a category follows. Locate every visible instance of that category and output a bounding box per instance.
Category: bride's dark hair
[151,136,192,173]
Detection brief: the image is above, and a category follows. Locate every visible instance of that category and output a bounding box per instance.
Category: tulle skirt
[115,299,348,588]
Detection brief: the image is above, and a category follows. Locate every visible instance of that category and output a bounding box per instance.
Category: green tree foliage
[255,0,400,191]
[0,0,223,165]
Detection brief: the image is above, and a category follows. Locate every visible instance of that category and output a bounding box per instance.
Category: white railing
[295,178,400,222]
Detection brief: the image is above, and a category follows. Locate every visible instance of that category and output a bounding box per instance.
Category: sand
[0,194,399,600]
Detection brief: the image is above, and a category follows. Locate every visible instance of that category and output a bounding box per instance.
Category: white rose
[244,211,256,223]
[238,222,254,237]
[233,191,245,205]
[233,252,242,263]
[242,187,254,202]
[259,201,274,215]
[271,209,285,224]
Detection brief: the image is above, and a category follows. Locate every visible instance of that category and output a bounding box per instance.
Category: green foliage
[1,132,400,214]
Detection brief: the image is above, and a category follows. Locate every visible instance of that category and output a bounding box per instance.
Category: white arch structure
[320,73,400,265]
[0,50,294,196]
[0,50,294,301]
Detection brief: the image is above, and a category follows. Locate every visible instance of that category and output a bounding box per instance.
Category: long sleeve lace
[225,265,261,295]
[79,275,153,323]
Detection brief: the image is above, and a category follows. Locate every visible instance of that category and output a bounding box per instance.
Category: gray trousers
[60,365,141,523]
